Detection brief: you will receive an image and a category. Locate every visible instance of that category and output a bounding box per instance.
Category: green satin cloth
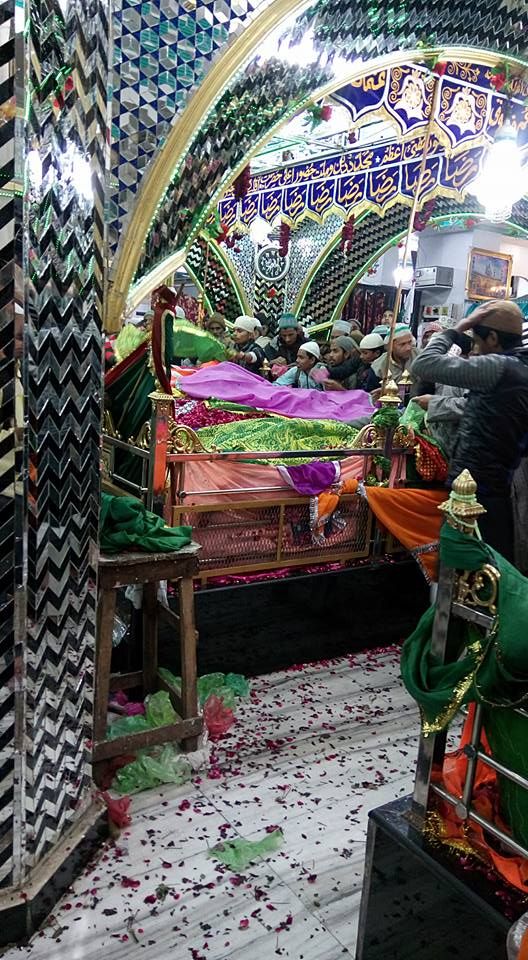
[114,325,148,362]
[100,493,192,554]
[173,320,227,362]
[195,416,359,465]
[400,525,528,735]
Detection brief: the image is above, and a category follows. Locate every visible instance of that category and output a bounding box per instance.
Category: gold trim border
[107,40,528,330]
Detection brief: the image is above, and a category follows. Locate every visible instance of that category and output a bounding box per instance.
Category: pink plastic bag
[203,694,234,740]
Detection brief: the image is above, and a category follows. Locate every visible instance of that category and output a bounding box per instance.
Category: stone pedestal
[356,796,517,960]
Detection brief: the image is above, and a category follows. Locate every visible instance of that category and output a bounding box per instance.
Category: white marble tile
[7,647,420,960]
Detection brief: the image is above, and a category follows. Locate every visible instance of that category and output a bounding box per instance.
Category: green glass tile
[176,63,195,86]
[177,39,196,63]
[195,32,213,54]
[177,14,196,38]
[139,28,159,52]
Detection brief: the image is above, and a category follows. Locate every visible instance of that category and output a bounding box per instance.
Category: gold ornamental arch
[106,27,527,330]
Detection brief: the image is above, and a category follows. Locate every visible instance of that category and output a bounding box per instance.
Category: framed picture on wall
[466,247,513,301]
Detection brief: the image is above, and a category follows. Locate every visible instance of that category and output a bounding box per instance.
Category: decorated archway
[106,6,528,328]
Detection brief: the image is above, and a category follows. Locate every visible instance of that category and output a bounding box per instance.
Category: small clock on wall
[255,245,289,282]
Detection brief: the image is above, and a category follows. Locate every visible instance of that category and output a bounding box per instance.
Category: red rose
[433,62,447,77]
[490,73,506,92]
[267,287,277,299]
[320,104,333,122]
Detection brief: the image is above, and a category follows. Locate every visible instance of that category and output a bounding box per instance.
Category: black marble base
[356,796,515,960]
[0,807,107,948]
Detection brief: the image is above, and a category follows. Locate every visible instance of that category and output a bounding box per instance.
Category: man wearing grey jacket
[411,300,528,562]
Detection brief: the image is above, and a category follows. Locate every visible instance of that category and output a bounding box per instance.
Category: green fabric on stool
[100,493,192,554]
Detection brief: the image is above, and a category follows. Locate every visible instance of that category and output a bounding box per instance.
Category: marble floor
[7,645,422,960]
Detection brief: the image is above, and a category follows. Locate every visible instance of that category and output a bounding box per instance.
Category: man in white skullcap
[233,316,266,374]
[365,323,417,392]
[275,341,328,390]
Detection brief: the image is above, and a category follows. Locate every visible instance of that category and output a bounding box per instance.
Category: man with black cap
[411,299,528,561]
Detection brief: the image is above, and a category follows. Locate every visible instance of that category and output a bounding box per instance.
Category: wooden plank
[157,673,183,717]
[93,717,203,761]
[142,583,158,694]
[94,589,117,743]
[98,551,200,589]
[109,670,143,692]
[179,577,199,722]
[158,603,180,628]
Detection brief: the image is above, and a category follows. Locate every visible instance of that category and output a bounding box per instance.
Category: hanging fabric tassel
[279,221,291,258]
[340,214,355,256]
[233,165,252,203]
[413,198,436,232]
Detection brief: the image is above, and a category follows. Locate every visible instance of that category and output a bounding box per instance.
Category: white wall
[416,228,528,316]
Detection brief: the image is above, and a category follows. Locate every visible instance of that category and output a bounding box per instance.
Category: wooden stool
[93,544,203,785]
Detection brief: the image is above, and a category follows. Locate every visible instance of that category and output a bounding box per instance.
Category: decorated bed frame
[102,382,415,584]
[102,285,422,582]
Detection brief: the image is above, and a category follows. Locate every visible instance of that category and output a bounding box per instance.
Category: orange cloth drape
[432,706,528,893]
[365,486,445,581]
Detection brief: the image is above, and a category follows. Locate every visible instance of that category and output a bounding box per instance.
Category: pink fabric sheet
[179,456,366,505]
[177,362,374,422]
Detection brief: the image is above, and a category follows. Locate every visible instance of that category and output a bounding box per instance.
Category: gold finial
[399,369,413,387]
[260,358,271,379]
[438,469,487,531]
[379,378,401,406]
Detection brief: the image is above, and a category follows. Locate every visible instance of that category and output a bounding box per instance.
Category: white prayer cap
[332,320,352,335]
[234,315,259,334]
[300,341,321,360]
[359,333,385,350]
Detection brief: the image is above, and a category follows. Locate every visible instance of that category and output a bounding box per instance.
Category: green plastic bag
[145,691,178,727]
[400,399,426,432]
[198,673,226,705]
[224,673,250,698]
[208,830,283,870]
[112,745,192,794]
[106,714,151,740]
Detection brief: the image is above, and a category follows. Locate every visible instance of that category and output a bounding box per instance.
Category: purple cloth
[178,362,374,422]
[278,461,340,496]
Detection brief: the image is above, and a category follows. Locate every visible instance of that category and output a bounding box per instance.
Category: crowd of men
[226,303,528,567]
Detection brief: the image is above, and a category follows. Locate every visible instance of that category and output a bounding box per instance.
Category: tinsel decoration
[279,221,291,258]
[233,165,251,202]
[340,214,355,256]
[413,198,436,232]
[305,103,332,130]
[490,63,509,93]
[414,437,448,482]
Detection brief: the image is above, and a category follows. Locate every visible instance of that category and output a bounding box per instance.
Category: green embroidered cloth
[100,494,192,555]
[400,524,528,735]
[195,416,358,465]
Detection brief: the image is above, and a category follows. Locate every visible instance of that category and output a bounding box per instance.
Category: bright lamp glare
[249,218,271,247]
[393,265,413,285]
[474,124,527,222]
[280,30,316,66]
[72,154,93,203]
[26,149,42,190]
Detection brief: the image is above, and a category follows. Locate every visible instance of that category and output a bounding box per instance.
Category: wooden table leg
[178,576,199,752]
[94,588,117,744]
[143,581,158,694]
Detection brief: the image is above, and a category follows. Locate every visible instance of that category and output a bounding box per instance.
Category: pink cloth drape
[180,456,366,505]
[176,362,374,422]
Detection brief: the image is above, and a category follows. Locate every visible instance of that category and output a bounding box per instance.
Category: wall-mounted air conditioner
[415,266,454,289]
